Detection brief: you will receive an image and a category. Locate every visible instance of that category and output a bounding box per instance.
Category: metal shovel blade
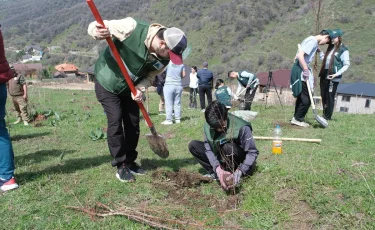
[145,127,169,158]
[315,114,328,128]
[313,109,328,128]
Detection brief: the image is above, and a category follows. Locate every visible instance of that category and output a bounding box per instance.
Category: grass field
[1,86,375,229]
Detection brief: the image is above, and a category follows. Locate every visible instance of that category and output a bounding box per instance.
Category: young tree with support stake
[188,101,259,190]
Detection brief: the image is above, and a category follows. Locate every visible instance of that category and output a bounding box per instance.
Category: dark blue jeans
[0,83,15,180]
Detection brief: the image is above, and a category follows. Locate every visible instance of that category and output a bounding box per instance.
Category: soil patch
[152,169,211,188]
[83,105,91,111]
[151,169,241,211]
[275,188,318,229]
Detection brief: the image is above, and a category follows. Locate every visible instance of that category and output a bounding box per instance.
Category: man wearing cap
[7,66,30,126]
[290,30,331,127]
[318,29,350,120]
[88,18,187,182]
[197,62,214,112]
[0,24,19,191]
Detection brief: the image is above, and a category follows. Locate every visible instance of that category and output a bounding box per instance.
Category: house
[21,54,42,63]
[256,69,295,106]
[55,63,79,74]
[13,63,43,78]
[335,82,375,114]
[25,45,43,56]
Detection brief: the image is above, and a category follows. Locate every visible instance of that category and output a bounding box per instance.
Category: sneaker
[175,119,181,124]
[0,177,19,192]
[158,111,165,115]
[13,118,21,124]
[161,120,173,125]
[23,121,29,126]
[116,164,135,182]
[203,173,218,181]
[128,162,146,175]
[291,117,309,127]
[201,109,205,113]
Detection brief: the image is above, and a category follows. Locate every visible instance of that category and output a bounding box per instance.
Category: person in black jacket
[197,61,214,112]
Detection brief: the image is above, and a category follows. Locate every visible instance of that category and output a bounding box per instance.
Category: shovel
[87,0,169,158]
[306,79,328,128]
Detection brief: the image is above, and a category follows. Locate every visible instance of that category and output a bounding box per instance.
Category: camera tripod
[263,71,284,110]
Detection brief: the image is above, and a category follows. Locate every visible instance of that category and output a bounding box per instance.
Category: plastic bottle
[272,124,282,154]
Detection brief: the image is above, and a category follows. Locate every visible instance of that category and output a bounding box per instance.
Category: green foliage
[89,127,107,141]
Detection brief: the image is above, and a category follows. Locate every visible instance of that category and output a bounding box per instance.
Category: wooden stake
[253,136,321,143]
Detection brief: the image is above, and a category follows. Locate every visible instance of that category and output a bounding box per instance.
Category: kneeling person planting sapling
[188,101,259,190]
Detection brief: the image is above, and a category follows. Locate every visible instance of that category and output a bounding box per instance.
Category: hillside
[1,0,374,82]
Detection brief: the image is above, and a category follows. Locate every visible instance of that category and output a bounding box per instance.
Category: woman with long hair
[189,66,198,109]
[318,29,350,120]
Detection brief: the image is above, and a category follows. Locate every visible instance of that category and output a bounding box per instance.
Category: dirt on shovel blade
[145,133,169,158]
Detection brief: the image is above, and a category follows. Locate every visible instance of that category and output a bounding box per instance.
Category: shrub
[368,49,375,57]
[337,15,351,24]
[354,0,362,7]
[352,56,364,65]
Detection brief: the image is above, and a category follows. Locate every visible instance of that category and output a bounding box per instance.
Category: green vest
[94,20,170,95]
[215,86,232,107]
[204,114,251,154]
[331,45,348,79]
[237,71,249,87]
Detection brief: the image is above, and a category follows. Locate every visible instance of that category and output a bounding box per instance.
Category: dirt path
[35,83,95,91]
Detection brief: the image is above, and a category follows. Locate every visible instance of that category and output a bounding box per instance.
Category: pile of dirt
[152,169,211,188]
[151,169,241,211]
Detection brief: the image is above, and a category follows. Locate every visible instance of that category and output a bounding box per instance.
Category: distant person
[228,70,259,111]
[318,29,350,120]
[197,61,214,112]
[88,17,187,182]
[0,25,18,191]
[189,66,198,109]
[188,101,259,190]
[214,79,238,109]
[161,61,185,125]
[290,30,331,127]
[154,71,166,115]
[7,66,30,126]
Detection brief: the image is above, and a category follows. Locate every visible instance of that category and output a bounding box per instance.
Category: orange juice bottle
[272,125,282,154]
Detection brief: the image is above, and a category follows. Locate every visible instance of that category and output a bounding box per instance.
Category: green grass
[1,87,375,229]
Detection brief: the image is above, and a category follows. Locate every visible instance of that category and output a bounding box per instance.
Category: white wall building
[335,83,375,114]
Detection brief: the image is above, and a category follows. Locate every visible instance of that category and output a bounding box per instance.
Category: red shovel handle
[86,0,154,129]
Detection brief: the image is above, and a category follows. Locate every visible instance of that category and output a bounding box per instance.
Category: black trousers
[198,85,212,109]
[188,140,246,174]
[244,85,258,110]
[95,82,140,167]
[320,74,339,120]
[294,81,311,122]
[189,88,198,108]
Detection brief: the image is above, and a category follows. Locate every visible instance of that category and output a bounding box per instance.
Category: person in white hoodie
[189,66,198,109]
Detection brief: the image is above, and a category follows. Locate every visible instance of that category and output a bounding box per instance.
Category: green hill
[1,0,374,82]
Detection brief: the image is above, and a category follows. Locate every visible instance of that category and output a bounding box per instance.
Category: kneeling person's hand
[216,166,232,190]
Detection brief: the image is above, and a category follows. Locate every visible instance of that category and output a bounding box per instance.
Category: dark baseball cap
[164,27,187,65]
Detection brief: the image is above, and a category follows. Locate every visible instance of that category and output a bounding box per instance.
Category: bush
[354,0,362,7]
[352,56,364,65]
[337,15,352,24]
[258,56,265,66]
[368,49,375,57]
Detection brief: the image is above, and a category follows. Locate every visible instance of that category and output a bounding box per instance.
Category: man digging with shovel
[87,17,187,182]
[188,101,259,190]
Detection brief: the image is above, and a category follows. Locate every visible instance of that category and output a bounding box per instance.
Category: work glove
[233,169,243,186]
[302,69,310,80]
[216,166,232,190]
